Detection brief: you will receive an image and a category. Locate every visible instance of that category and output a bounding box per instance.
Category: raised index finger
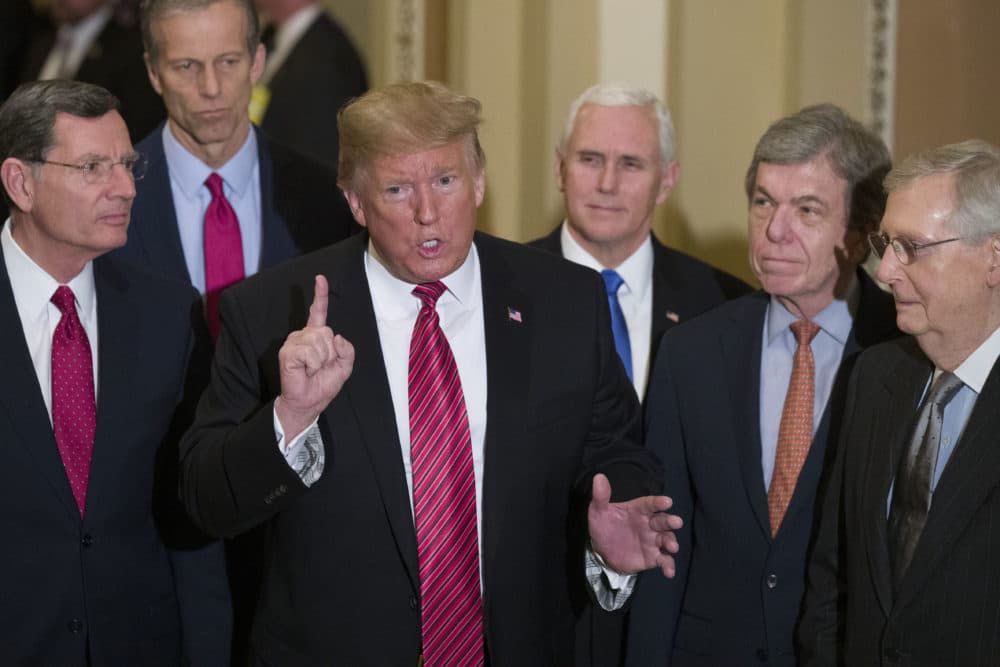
[307,274,329,328]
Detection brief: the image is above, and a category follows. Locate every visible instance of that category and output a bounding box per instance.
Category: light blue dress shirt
[759,286,857,491]
[161,125,262,295]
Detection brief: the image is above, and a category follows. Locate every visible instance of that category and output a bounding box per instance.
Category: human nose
[198,65,221,97]
[765,205,792,242]
[108,162,136,200]
[875,241,902,284]
[597,162,618,193]
[413,184,439,225]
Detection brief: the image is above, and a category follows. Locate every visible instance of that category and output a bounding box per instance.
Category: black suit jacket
[625,271,898,667]
[115,124,357,283]
[529,227,750,401]
[259,11,367,168]
[799,336,1000,666]
[18,10,164,141]
[0,240,230,665]
[179,232,662,666]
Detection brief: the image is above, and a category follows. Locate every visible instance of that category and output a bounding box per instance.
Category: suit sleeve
[797,357,863,666]
[179,286,307,539]
[623,331,692,666]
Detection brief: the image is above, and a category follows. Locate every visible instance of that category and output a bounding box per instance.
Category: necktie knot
[790,319,821,346]
[927,370,963,408]
[412,281,447,310]
[205,172,226,199]
[601,269,625,296]
[51,285,76,315]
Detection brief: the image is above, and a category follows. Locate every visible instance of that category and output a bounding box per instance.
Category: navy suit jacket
[0,239,230,665]
[799,336,1000,666]
[116,124,357,284]
[178,232,661,666]
[529,227,750,402]
[625,271,898,667]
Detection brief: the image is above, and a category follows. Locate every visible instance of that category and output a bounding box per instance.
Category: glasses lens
[891,238,914,265]
[868,232,888,258]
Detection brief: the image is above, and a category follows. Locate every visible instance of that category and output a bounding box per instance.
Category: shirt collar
[559,221,654,300]
[2,219,96,320]
[364,238,479,319]
[765,273,859,346]
[272,4,322,55]
[162,122,258,199]
[952,324,1000,394]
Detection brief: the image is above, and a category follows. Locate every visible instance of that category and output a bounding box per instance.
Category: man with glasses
[626,104,899,666]
[800,140,1000,665]
[0,79,230,665]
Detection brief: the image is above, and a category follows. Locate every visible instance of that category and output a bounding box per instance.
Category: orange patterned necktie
[768,319,821,537]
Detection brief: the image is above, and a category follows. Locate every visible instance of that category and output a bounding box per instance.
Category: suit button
[766,573,778,589]
[884,647,901,662]
[409,595,418,610]
[81,534,93,548]
[756,648,768,661]
[68,618,83,634]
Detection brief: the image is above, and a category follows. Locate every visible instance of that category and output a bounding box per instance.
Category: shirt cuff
[585,545,637,611]
[273,407,325,487]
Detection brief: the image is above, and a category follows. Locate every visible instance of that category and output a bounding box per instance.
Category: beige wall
[328,0,875,283]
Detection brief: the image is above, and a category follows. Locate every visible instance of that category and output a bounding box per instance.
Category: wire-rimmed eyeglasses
[868,231,964,265]
[35,154,147,184]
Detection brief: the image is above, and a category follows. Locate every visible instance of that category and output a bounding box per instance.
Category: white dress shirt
[37,6,112,81]
[259,4,323,87]
[560,222,653,398]
[2,221,99,419]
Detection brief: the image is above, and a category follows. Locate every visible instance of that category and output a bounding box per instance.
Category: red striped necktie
[408,281,484,666]
[50,286,96,517]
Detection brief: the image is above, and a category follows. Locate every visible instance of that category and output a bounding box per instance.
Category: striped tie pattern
[51,286,96,517]
[408,282,483,667]
[768,319,821,537]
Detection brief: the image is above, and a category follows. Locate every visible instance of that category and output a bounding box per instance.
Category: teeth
[421,240,439,248]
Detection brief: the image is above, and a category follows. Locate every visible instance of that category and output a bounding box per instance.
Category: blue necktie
[601,269,633,381]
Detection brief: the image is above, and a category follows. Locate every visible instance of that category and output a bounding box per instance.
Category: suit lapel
[724,294,772,538]
[899,356,1000,601]
[134,129,192,283]
[326,237,419,590]
[476,236,531,586]
[861,345,928,614]
[0,242,80,519]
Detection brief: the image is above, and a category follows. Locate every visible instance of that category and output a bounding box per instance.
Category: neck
[567,223,647,269]
[169,118,251,169]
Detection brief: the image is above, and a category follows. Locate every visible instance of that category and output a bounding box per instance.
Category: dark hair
[0,80,120,207]
[140,0,260,65]
[745,103,891,233]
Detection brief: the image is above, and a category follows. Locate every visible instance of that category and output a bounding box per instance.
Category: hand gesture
[587,473,683,578]
[275,275,355,439]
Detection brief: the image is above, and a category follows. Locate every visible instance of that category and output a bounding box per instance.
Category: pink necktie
[51,286,96,517]
[768,319,821,537]
[204,173,245,339]
[408,282,484,667]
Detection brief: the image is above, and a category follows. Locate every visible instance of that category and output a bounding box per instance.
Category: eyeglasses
[36,154,147,183]
[868,231,964,265]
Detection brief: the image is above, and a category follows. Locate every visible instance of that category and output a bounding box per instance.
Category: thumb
[591,473,612,508]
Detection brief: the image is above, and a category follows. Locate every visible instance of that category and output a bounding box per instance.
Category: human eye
[79,159,109,179]
[438,174,455,186]
[751,195,772,208]
[577,152,601,166]
[621,157,643,171]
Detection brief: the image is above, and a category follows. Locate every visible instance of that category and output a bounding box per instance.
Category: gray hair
[745,103,891,232]
[885,139,1000,239]
[559,83,675,166]
[141,0,260,65]
[0,80,120,207]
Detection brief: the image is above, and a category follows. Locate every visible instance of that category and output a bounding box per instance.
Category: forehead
[367,140,479,182]
[153,0,248,57]
[50,111,131,157]
[882,172,956,235]
[569,104,659,153]
[755,158,847,204]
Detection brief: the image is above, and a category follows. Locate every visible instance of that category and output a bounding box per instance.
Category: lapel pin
[665,310,680,323]
[507,306,522,323]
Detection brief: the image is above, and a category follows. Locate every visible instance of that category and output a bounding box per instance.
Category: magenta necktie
[51,286,96,517]
[408,282,484,667]
[203,173,245,339]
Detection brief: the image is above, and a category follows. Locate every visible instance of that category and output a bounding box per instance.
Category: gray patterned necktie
[887,371,963,589]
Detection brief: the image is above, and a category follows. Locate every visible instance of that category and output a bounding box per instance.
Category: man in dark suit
[799,140,1000,666]
[253,0,367,168]
[116,0,356,660]
[179,80,685,666]
[17,0,164,141]
[531,83,749,403]
[0,79,229,665]
[624,104,899,666]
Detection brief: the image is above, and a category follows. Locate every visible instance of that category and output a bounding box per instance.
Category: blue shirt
[161,124,262,295]
[759,285,857,490]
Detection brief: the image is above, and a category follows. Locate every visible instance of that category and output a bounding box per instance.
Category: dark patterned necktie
[408,281,483,666]
[51,286,96,517]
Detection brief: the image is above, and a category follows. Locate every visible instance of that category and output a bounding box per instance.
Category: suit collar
[134,126,191,283]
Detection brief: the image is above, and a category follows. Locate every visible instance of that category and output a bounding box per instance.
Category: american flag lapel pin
[507,306,523,323]
[665,310,680,323]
